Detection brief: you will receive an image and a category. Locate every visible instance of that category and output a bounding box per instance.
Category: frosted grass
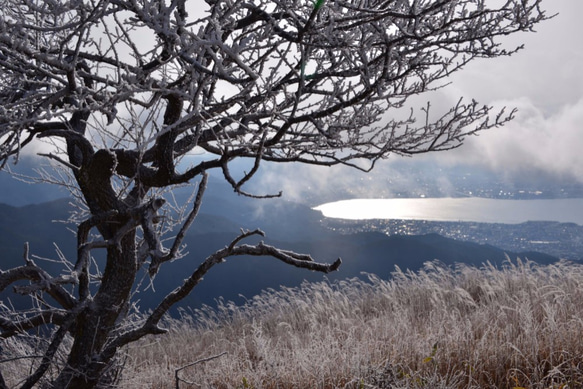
[4,259,583,388]
[120,259,583,388]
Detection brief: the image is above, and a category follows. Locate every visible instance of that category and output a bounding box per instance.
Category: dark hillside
[0,196,560,311]
[0,198,75,270]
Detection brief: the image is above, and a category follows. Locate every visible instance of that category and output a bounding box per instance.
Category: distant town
[317,165,583,261]
[321,218,583,261]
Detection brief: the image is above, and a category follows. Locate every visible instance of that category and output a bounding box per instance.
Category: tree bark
[54,145,140,387]
[54,231,137,388]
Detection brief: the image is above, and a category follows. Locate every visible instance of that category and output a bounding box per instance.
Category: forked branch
[0,244,77,310]
[102,229,341,354]
[149,172,209,276]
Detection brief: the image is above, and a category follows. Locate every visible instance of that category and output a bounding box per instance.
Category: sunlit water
[313,198,583,225]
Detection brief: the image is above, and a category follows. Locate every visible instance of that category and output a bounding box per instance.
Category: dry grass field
[4,259,583,388]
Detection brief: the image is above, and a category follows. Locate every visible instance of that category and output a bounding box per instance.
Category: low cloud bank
[441,97,583,182]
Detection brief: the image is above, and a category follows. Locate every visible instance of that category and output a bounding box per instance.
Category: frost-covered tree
[0,0,547,387]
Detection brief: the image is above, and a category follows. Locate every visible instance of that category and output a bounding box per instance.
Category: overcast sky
[254,0,583,203]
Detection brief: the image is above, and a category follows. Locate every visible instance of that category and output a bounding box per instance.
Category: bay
[313,197,583,225]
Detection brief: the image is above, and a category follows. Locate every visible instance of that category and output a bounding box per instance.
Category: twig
[0,355,45,364]
[174,352,227,389]
[37,152,80,171]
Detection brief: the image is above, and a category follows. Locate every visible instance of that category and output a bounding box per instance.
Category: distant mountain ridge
[0,186,560,311]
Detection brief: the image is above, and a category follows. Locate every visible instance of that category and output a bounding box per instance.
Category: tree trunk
[54,230,137,388]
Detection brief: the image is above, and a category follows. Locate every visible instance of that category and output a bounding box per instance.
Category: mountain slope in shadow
[0,193,560,311]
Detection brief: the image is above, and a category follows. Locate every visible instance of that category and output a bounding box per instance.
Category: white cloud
[446,1,583,114]
[416,0,583,182]
[441,97,583,182]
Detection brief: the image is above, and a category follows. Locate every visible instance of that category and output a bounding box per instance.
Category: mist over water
[314,197,583,225]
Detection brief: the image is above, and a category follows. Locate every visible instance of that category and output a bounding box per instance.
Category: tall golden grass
[4,259,583,388]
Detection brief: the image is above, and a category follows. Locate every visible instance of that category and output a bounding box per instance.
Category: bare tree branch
[174,351,228,389]
[19,300,88,389]
[149,172,209,276]
[102,228,341,355]
[0,310,67,338]
[0,244,77,310]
